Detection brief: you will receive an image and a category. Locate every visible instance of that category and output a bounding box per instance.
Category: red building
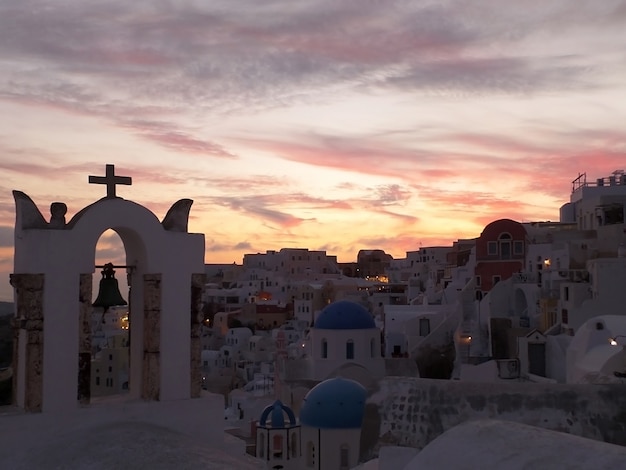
[475,219,526,295]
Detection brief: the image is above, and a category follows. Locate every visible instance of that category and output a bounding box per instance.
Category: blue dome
[299,378,367,429]
[259,400,297,428]
[314,300,375,330]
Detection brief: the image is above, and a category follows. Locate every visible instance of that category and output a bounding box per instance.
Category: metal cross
[88,164,132,198]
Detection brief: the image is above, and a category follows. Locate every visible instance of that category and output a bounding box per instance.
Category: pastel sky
[1,1,626,301]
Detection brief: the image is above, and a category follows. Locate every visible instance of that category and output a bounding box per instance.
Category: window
[290,432,298,458]
[564,286,569,301]
[496,233,512,259]
[488,241,498,255]
[95,376,100,386]
[493,275,501,285]
[513,240,524,255]
[340,444,350,469]
[476,276,481,287]
[346,340,355,360]
[273,435,283,459]
[321,339,328,359]
[500,241,511,259]
[419,318,431,336]
[562,309,569,324]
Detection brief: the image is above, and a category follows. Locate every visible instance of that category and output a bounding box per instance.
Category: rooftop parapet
[572,170,626,193]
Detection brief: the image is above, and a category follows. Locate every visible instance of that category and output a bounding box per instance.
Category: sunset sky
[1,1,626,300]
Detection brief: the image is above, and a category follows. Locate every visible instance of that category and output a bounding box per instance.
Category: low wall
[360,377,626,459]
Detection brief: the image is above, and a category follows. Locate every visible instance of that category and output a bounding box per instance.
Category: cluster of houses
[91,167,626,387]
[193,169,626,390]
[82,168,626,468]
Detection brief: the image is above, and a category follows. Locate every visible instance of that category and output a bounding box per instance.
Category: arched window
[370,338,376,358]
[306,441,315,467]
[340,444,350,469]
[346,340,354,360]
[258,433,265,459]
[273,434,283,459]
[321,339,328,359]
[499,233,512,260]
[290,432,298,458]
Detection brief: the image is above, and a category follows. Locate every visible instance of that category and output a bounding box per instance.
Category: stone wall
[361,377,626,460]
[9,273,45,412]
[142,274,161,400]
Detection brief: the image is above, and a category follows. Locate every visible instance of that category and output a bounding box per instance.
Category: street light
[609,335,626,346]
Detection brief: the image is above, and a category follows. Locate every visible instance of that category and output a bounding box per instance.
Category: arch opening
[90,230,131,399]
[83,224,151,404]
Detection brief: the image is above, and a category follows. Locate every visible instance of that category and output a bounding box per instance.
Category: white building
[226,327,254,351]
[566,315,626,383]
[307,300,385,383]
[560,256,626,333]
[299,378,367,470]
[256,377,367,470]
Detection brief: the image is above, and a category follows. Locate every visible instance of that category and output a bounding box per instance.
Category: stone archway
[11,165,206,412]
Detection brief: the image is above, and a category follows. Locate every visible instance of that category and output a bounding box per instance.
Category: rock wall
[361,377,626,459]
[9,273,45,411]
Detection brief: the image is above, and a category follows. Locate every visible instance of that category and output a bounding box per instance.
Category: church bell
[93,263,127,310]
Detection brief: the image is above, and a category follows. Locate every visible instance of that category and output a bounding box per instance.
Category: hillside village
[3,168,626,469]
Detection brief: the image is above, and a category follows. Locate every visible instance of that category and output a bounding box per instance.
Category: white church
[277,299,386,387]
[255,377,367,470]
[305,300,385,383]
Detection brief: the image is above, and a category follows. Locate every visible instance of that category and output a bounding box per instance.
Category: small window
[562,309,569,324]
[340,444,350,469]
[488,241,498,255]
[290,432,298,458]
[273,435,283,459]
[95,376,100,386]
[321,339,328,359]
[476,276,481,287]
[493,275,501,285]
[346,340,355,360]
[419,318,431,336]
[513,240,524,255]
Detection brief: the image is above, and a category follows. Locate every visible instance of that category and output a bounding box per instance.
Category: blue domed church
[256,377,368,469]
[256,400,301,469]
[308,300,385,382]
[299,377,367,469]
